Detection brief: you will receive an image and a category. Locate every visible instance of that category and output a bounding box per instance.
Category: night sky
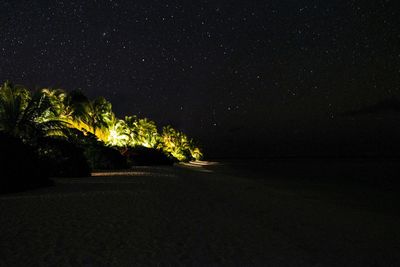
[1,1,400,157]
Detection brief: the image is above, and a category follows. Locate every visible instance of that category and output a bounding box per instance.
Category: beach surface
[1,160,400,266]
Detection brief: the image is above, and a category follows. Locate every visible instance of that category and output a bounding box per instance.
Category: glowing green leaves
[0,81,203,162]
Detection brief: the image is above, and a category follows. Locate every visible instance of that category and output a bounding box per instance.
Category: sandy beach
[1,161,400,266]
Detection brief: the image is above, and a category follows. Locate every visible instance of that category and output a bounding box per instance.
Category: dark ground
[1,159,399,266]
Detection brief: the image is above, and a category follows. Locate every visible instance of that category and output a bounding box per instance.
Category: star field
[1,0,400,156]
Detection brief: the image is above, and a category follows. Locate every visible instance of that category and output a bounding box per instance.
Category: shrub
[122,146,175,166]
[36,137,91,177]
[0,132,51,192]
[83,143,128,170]
[65,129,127,170]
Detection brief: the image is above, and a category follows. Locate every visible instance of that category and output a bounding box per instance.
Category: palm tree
[160,125,191,161]
[188,139,203,160]
[83,96,114,137]
[40,88,68,116]
[47,90,114,142]
[107,117,130,147]
[124,116,159,148]
[159,125,203,161]
[0,81,31,135]
[0,82,67,140]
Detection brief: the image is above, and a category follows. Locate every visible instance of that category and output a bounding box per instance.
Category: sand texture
[1,163,400,266]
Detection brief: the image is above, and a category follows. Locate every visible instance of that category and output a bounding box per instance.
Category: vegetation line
[0,81,203,189]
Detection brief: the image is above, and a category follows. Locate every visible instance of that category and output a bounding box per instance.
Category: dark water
[207,158,400,188]
[204,158,400,218]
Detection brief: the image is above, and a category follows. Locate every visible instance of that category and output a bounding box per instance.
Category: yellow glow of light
[64,118,110,142]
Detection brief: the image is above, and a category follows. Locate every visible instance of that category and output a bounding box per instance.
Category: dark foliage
[122,146,175,166]
[36,137,91,177]
[51,130,174,170]
[66,129,128,170]
[83,143,128,170]
[0,132,52,193]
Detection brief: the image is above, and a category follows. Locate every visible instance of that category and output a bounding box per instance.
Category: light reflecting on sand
[177,160,218,172]
[189,160,219,166]
[0,190,145,200]
[91,171,177,177]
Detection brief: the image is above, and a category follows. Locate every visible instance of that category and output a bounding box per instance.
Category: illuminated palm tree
[160,125,190,161]
[36,88,114,142]
[0,81,31,135]
[0,82,67,139]
[124,116,159,148]
[159,125,203,161]
[40,88,69,117]
[187,139,203,160]
[44,90,114,142]
[107,117,130,147]
[83,96,114,137]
